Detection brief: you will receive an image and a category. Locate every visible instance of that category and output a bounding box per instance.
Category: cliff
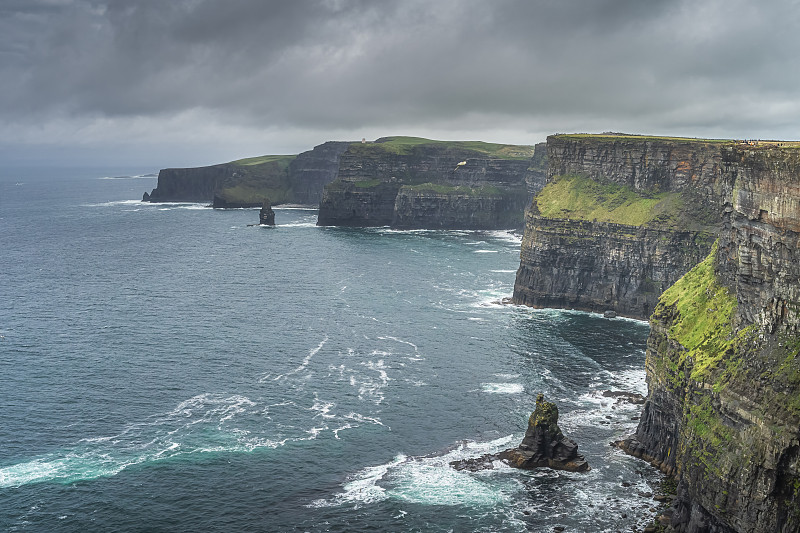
[316,137,538,230]
[143,141,350,207]
[620,143,800,533]
[513,134,727,319]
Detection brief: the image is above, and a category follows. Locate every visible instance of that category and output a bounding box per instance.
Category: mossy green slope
[215,154,296,205]
[535,174,691,228]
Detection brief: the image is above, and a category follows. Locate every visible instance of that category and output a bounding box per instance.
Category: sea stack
[500,394,590,472]
[259,199,275,225]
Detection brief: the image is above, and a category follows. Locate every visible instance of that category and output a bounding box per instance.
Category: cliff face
[513,214,715,318]
[620,144,800,532]
[143,164,231,203]
[144,141,350,206]
[513,135,725,319]
[317,137,535,229]
[287,141,351,205]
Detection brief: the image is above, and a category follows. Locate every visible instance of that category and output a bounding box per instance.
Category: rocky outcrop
[500,394,590,472]
[618,143,800,532]
[317,137,536,229]
[513,134,727,319]
[450,394,589,473]
[144,141,350,207]
[259,199,275,225]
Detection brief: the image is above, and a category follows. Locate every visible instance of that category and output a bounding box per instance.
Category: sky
[1,0,799,169]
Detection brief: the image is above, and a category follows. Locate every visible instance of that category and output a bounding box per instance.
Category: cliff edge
[618,142,800,532]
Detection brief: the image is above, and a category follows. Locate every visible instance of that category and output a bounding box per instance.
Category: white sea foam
[484,229,523,244]
[493,373,520,379]
[481,383,524,394]
[474,249,499,253]
[490,269,517,273]
[263,336,328,382]
[310,435,517,509]
[82,199,144,207]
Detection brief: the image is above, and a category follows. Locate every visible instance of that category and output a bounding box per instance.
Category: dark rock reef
[317,137,543,230]
[144,141,350,207]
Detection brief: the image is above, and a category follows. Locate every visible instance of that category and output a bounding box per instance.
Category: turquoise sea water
[1,170,660,531]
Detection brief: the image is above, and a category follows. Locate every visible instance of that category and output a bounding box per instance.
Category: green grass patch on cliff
[349,136,535,160]
[353,179,383,188]
[403,182,504,196]
[231,154,296,167]
[535,174,684,227]
[658,242,738,379]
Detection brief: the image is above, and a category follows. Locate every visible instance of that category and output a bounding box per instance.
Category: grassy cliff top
[535,174,697,228]
[550,133,734,145]
[231,154,296,167]
[351,136,535,159]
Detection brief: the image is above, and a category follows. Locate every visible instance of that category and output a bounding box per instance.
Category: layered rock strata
[513,134,727,319]
[618,143,800,532]
[317,137,537,229]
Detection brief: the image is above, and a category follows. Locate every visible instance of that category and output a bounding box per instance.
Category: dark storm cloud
[1,0,799,164]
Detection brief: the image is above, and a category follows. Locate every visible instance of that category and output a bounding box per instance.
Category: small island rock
[499,394,590,472]
[259,199,275,225]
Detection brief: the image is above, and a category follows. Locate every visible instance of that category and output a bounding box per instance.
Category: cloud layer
[2,0,799,167]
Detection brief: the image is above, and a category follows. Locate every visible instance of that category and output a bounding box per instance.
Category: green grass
[231,154,296,167]
[403,182,504,196]
[353,179,383,188]
[535,174,685,227]
[349,136,535,160]
[658,242,738,379]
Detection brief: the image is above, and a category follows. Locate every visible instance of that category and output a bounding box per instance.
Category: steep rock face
[287,141,352,205]
[622,144,800,533]
[525,142,548,194]
[317,137,535,229]
[513,134,725,319]
[144,164,231,203]
[513,213,715,318]
[392,185,530,229]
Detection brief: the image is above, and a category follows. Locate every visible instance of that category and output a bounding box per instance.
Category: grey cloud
[1,0,800,167]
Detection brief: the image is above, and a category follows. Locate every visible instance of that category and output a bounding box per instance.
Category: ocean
[1,170,660,532]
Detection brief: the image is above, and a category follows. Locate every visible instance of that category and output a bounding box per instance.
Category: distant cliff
[620,143,800,532]
[317,137,542,230]
[513,134,726,319]
[143,141,350,207]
